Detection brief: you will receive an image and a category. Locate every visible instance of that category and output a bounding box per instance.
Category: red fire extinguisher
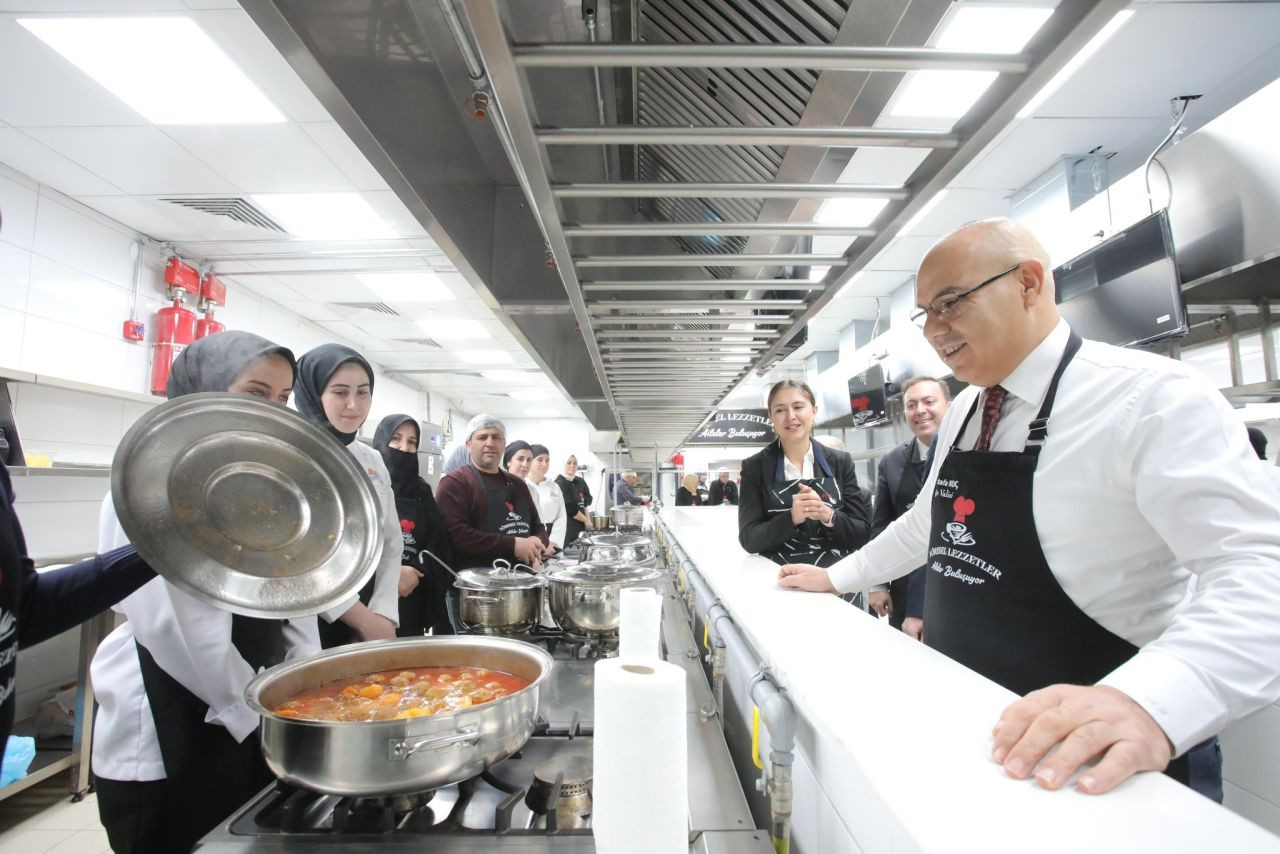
[150,257,200,396]
[194,272,228,340]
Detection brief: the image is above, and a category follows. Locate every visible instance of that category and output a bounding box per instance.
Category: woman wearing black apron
[556,454,593,546]
[91,332,320,853]
[372,414,455,636]
[738,379,871,568]
[294,345,402,649]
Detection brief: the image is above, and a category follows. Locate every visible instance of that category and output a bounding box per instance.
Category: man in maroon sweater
[436,414,550,568]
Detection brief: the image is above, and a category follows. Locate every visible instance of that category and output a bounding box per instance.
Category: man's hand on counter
[776,564,837,593]
[990,684,1173,795]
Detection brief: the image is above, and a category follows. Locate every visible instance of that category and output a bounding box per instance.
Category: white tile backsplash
[32,194,138,288]
[0,304,24,367]
[25,256,134,339]
[0,167,39,250]
[12,384,127,448]
[0,239,30,310]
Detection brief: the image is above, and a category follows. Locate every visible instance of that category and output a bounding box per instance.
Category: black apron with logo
[470,465,534,540]
[923,331,1204,790]
[762,443,845,568]
[134,615,287,851]
[558,475,590,546]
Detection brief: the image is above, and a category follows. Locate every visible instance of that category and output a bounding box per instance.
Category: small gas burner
[526,753,592,830]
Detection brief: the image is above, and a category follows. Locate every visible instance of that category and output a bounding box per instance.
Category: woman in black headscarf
[294,344,402,648]
[372,414,455,636]
[92,331,320,854]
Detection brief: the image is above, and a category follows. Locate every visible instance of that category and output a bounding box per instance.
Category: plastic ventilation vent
[329,301,400,316]
[158,197,286,233]
[392,338,443,349]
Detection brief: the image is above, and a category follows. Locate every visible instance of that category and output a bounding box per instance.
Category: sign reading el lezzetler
[686,409,772,445]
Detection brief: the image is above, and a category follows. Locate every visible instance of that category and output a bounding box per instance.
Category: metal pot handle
[465,594,501,603]
[575,587,611,604]
[389,726,481,760]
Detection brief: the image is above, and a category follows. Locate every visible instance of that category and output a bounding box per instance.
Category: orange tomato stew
[272,666,530,722]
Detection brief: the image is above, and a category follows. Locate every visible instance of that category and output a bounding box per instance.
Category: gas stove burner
[526,753,593,830]
[349,790,435,815]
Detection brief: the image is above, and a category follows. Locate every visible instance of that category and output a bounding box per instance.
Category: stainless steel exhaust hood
[241,0,1126,460]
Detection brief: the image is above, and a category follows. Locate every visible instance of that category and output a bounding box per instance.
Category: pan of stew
[245,636,553,795]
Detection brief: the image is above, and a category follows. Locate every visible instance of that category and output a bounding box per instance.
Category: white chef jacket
[528,477,567,548]
[90,499,320,781]
[827,320,1280,755]
[326,439,404,628]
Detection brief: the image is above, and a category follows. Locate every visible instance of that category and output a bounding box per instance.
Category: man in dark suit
[872,376,950,639]
[707,469,739,506]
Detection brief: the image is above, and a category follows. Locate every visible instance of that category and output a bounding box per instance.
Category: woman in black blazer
[738,379,871,567]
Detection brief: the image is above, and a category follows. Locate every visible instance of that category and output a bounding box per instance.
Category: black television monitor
[847,363,889,428]
[1053,209,1187,347]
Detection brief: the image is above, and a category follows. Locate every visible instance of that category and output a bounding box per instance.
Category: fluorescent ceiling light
[18,17,284,125]
[457,350,514,365]
[253,193,397,240]
[721,356,752,363]
[508,389,548,401]
[1017,11,1135,118]
[888,7,1053,120]
[814,198,889,227]
[482,369,547,383]
[417,318,489,341]
[808,265,832,282]
[524,408,561,418]
[358,271,453,302]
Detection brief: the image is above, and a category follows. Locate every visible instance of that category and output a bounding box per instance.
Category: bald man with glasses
[780,217,1280,802]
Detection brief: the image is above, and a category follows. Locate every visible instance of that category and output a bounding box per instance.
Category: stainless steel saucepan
[245,636,553,796]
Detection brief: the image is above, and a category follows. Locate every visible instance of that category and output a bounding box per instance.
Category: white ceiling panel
[163,124,354,193]
[254,274,378,302]
[194,9,330,123]
[299,122,389,191]
[364,190,432,238]
[0,1,186,9]
[25,126,235,194]
[0,129,123,195]
[72,195,195,241]
[1036,4,1280,120]
[835,147,931,187]
[0,16,149,127]
[272,298,348,322]
[865,236,939,273]
[183,0,241,8]
[136,196,291,240]
[952,116,1154,191]
[835,270,912,298]
[354,318,435,338]
[898,187,1012,240]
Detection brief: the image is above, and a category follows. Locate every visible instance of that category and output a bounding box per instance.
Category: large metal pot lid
[111,392,383,619]
[546,560,661,585]
[454,562,546,591]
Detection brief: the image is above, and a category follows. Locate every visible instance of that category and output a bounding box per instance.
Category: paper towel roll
[592,657,688,854]
[619,587,662,658]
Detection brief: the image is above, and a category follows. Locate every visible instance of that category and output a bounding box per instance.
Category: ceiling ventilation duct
[158,197,286,233]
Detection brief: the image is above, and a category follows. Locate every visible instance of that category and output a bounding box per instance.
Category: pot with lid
[453,561,546,636]
[545,560,662,639]
[610,505,645,532]
[575,532,658,568]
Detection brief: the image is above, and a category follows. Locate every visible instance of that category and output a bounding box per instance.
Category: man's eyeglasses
[910,262,1023,327]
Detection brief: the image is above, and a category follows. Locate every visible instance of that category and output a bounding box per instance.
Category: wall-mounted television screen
[847,363,889,428]
[1053,209,1188,347]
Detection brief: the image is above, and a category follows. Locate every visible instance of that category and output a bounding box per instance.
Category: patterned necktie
[975,385,1008,452]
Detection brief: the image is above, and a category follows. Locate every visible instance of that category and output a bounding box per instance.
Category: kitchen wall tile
[25,256,132,340]
[20,315,131,387]
[12,384,125,448]
[0,167,39,250]
[33,194,138,288]
[7,474,110,503]
[0,240,30,311]
[0,305,24,368]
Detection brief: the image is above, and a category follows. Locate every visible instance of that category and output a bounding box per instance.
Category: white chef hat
[465,413,506,441]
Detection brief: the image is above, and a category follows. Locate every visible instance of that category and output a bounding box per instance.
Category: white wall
[0,161,460,460]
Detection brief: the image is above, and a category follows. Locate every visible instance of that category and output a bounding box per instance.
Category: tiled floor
[0,777,110,853]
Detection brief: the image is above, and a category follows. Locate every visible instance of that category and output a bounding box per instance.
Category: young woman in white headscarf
[91,331,322,854]
[293,344,401,649]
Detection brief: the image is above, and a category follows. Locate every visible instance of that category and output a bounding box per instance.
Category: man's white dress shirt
[827,320,1280,755]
